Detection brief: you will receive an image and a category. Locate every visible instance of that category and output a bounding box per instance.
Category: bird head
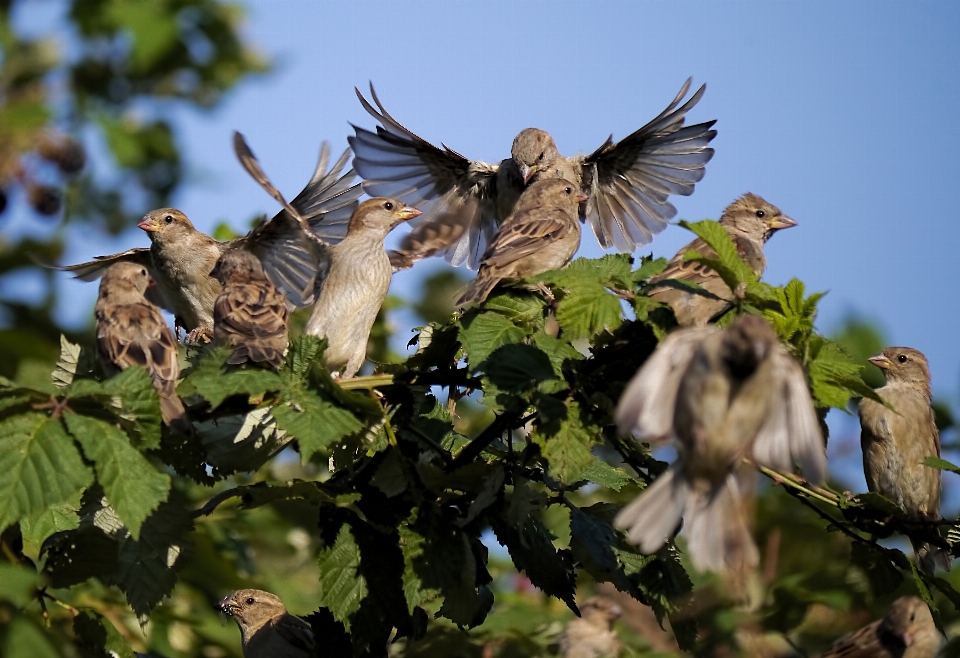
[138,208,196,242]
[720,314,777,380]
[511,128,559,184]
[880,596,935,649]
[721,193,796,242]
[580,596,623,625]
[868,347,932,396]
[97,261,152,303]
[515,178,585,215]
[218,589,288,631]
[209,248,265,285]
[348,198,422,236]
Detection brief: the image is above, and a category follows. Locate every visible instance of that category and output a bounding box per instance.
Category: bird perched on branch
[351,78,716,268]
[219,589,314,658]
[58,136,363,343]
[560,596,623,658]
[646,193,796,327]
[457,178,585,306]
[819,596,941,658]
[94,262,190,434]
[211,248,290,369]
[614,314,825,574]
[859,347,950,573]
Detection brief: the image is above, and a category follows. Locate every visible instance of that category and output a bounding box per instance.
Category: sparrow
[819,596,942,658]
[94,262,190,434]
[646,193,797,327]
[859,347,950,573]
[560,596,623,658]
[351,78,716,268]
[211,248,289,369]
[456,178,586,306]
[59,136,363,342]
[614,314,826,573]
[304,197,421,378]
[219,589,315,658]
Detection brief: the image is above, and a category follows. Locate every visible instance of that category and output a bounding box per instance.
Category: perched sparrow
[94,262,190,433]
[211,248,289,369]
[646,193,796,327]
[614,314,825,573]
[457,178,586,306]
[351,78,716,268]
[820,596,942,658]
[60,138,362,342]
[560,596,623,658]
[859,347,950,573]
[219,589,315,658]
[304,198,421,378]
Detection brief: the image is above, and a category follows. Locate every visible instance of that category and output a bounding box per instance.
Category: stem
[755,464,838,506]
[338,374,395,390]
[192,488,243,519]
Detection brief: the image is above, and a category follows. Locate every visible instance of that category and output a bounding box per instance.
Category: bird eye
[384,202,394,210]
[538,152,544,161]
[755,210,765,218]
[140,269,147,276]
[898,354,908,363]
[564,186,573,194]
[164,214,173,224]
[246,597,255,605]
[910,612,916,622]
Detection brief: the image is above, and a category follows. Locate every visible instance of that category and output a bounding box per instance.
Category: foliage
[4,217,959,657]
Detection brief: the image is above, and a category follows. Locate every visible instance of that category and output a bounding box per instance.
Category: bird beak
[137,216,160,232]
[575,192,588,203]
[218,597,238,616]
[395,207,422,221]
[765,215,797,230]
[868,353,893,370]
[147,276,157,288]
[902,631,914,647]
[519,163,534,184]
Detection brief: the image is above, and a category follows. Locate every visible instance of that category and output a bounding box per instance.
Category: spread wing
[350,83,501,268]
[288,140,364,244]
[389,201,471,271]
[615,325,717,442]
[57,249,173,311]
[579,78,717,252]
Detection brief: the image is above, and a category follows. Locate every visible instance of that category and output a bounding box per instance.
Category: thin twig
[192,488,244,519]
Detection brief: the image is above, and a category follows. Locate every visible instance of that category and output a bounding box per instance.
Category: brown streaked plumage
[820,596,941,658]
[95,262,190,434]
[456,178,585,306]
[352,79,716,268]
[560,596,623,658]
[219,588,314,658]
[212,248,289,369]
[646,193,796,327]
[859,347,950,573]
[614,314,825,574]
[304,198,421,378]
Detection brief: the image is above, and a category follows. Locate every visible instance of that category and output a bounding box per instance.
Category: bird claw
[184,327,212,345]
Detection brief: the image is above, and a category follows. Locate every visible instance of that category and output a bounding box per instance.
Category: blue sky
[10,1,960,498]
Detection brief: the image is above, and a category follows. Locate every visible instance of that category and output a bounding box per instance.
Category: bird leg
[185,326,212,345]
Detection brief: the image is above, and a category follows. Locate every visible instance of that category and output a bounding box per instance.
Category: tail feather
[614,466,688,554]
[684,474,758,573]
[457,273,499,307]
[915,539,951,574]
[228,344,284,369]
[159,393,192,436]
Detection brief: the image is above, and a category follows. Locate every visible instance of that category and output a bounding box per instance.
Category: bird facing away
[94,262,190,434]
[457,178,586,306]
[211,248,290,369]
[560,596,623,658]
[859,347,950,573]
[646,193,797,327]
[819,596,942,658]
[351,78,717,268]
[304,197,421,378]
[59,138,363,343]
[614,314,826,574]
[219,589,315,658]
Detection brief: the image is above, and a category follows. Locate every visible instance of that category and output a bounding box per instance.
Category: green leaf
[179,346,282,408]
[51,335,81,388]
[65,412,170,539]
[101,366,163,450]
[0,414,94,530]
[73,611,135,658]
[3,618,60,658]
[272,390,365,463]
[531,332,584,378]
[459,312,526,368]
[482,290,546,331]
[849,542,903,595]
[287,334,326,381]
[678,219,756,289]
[318,524,368,630]
[633,256,668,283]
[554,284,623,339]
[0,563,38,606]
[580,459,633,491]
[532,403,599,486]
[19,492,82,562]
[484,344,557,394]
[923,456,960,474]
[197,407,292,475]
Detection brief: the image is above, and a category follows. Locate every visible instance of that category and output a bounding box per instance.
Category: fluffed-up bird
[219,589,315,658]
[211,248,290,369]
[819,596,942,658]
[351,78,716,268]
[560,596,623,658]
[457,178,586,306]
[94,262,190,434]
[59,137,363,343]
[614,314,826,573]
[859,347,950,573]
[646,193,796,327]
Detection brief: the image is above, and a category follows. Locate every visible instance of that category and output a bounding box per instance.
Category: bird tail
[456,273,498,307]
[914,538,951,574]
[614,465,688,555]
[227,345,284,370]
[683,474,759,574]
[159,390,192,436]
